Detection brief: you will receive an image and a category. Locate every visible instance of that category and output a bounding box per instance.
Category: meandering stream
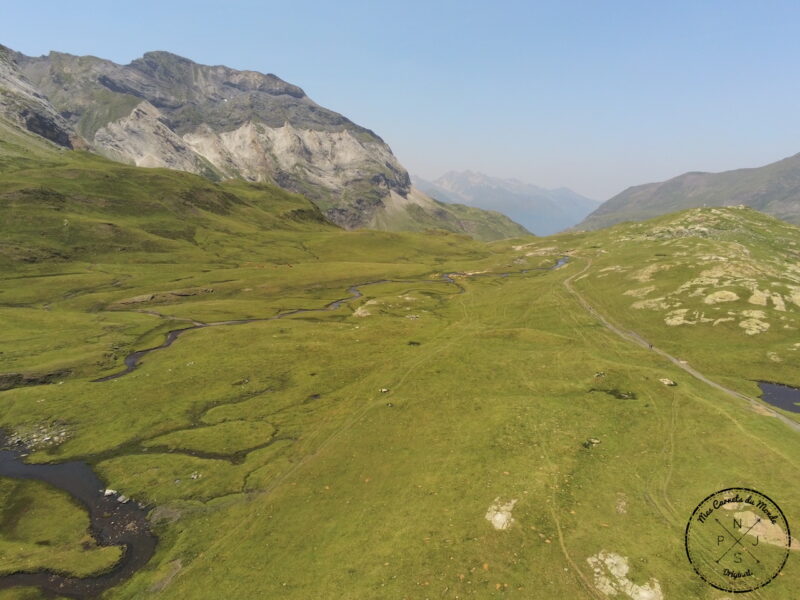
[0,436,156,598]
[93,281,393,382]
[94,256,568,383]
[0,257,568,597]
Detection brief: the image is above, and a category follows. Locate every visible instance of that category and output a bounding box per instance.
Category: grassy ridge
[567,207,800,407]
[577,152,800,231]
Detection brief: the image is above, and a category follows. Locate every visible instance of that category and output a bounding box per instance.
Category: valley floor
[2,226,799,599]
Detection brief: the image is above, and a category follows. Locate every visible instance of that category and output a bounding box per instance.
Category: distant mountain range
[0,45,528,241]
[578,153,800,230]
[413,171,598,235]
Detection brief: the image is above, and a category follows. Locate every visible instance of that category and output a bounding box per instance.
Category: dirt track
[563,260,800,434]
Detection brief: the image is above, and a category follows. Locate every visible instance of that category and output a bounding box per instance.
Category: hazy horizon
[3,0,800,200]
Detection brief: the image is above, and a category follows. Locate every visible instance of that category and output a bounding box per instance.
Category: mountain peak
[137,50,195,64]
[415,172,597,235]
[127,51,306,99]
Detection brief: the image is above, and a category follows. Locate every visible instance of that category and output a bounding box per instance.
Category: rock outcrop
[0,45,76,148]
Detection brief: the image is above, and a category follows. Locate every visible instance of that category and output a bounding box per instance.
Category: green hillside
[567,206,800,397]
[367,194,531,242]
[1,46,531,239]
[578,152,800,231]
[1,130,800,598]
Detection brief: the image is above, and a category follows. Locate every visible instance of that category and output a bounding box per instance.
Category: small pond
[757,381,800,414]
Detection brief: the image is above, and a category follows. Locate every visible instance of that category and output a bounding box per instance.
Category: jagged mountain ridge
[577,152,800,230]
[0,46,528,240]
[414,171,598,235]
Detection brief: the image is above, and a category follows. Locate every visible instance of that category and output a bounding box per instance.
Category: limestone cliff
[1,47,527,240]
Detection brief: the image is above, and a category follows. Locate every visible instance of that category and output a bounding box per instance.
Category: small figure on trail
[649,343,653,349]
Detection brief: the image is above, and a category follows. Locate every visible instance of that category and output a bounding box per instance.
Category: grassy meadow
[1,131,799,599]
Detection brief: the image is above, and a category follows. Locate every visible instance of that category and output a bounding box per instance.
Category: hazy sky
[3,1,800,199]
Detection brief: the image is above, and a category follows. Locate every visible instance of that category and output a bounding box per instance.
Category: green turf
[0,479,121,577]
[1,132,800,598]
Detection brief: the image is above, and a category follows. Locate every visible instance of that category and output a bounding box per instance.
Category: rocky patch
[587,550,663,600]
[631,263,672,282]
[721,504,800,550]
[632,298,671,311]
[3,421,70,451]
[623,286,656,298]
[739,310,770,335]
[485,497,517,530]
[704,290,739,304]
[353,306,371,317]
[615,493,628,514]
[665,309,694,326]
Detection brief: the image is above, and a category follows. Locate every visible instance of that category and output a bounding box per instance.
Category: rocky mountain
[0,45,77,148]
[577,152,800,230]
[414,171,597,235]
[0,46,527,240]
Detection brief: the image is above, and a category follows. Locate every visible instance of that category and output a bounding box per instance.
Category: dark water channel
[0,436,156,598]
[92,282,383,382]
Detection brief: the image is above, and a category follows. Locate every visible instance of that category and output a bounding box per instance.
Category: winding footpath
[563,259,800,434]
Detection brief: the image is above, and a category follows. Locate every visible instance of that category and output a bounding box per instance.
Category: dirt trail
[563,260,800,434]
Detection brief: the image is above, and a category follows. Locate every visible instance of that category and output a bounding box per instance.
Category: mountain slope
[1,48,527,240]
[414,170,598,235]
[0,125,338,270]
[578,152,800,230]
[368,187,531,240]
[0,45,77,148]
[10,48,409,227]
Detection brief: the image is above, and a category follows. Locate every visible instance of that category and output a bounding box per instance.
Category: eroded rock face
[11,49,411,228]
[182,120,408,226]
[0,45,76,147]
[93,101,211,173]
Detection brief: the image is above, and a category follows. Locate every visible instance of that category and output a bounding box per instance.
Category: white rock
[485,498,518,530]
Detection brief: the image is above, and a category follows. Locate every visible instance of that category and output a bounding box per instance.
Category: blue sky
[3,1,800,199]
